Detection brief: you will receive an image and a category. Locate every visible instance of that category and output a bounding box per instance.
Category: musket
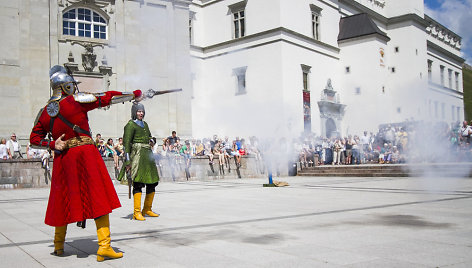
[144,88,182,99]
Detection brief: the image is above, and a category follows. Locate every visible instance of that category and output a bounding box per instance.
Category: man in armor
[118,102,160,221]
[29,65,143,262]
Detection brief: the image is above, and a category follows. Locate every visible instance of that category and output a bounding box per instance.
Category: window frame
[440,65,445,86]
[233,66,248,95]
[455,72,460,91]
[448,68,452,88]
[427,60,432,81]
[310,4,322,41]
[229,1,247,39]
[301,64,311,91]
[61,7,109,42]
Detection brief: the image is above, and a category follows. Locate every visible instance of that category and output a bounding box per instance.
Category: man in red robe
[30,65,142,262]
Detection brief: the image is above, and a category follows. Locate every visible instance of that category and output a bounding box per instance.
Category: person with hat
[29,65,142,261]
[118,102,160,221]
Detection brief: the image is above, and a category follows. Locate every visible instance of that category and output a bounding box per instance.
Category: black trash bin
[288,161,297,176]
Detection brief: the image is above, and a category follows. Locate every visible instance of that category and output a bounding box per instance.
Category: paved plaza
[0,176,471,267]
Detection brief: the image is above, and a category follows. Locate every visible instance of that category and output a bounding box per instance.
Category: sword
[143,88,182,99]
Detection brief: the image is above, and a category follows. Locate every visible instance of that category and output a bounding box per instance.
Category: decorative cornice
[191,27,340,60]
[427,40,465,64]
[425,15,461,51]
[203,27,339,54]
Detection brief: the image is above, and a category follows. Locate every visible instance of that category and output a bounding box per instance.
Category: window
[229,1,247,39]
[233,66,247,95]
[189,12,195,44]
[310,5,322,41]
[448,69,452,88]
[440,65,445,86]
[427,60,432,81]
[355,87,361,95]
[391,67,396,73]
[301,64,311,91]
[63,8,107,39]
[397,107,401,113]
[394,46,399,53]
[457,107,461,121]
[434,101,438,118]
[345,66,350,73]
[455,72,460,90]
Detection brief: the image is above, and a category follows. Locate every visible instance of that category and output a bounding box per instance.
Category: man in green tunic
[118,102,160,221]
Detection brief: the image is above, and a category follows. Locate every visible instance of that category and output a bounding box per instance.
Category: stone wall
[0,155,279,189]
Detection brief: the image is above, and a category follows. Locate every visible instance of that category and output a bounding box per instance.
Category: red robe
[30,90,140,226]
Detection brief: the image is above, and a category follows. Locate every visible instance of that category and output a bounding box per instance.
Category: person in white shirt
[459,121,471,144]
[0,138,8,159]
[360,131,370,164]
[6,133,22,159]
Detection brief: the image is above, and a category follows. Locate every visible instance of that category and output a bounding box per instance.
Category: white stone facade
[0,0,193,142]
[0,0,465,142]
[189,0,465,138]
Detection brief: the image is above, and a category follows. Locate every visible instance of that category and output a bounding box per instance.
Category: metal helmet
[131,102,145,120]
[49,65,78,101]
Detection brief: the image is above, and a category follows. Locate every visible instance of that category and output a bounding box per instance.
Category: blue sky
[424,0,472,65]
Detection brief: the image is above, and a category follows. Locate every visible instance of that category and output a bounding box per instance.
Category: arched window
[63,8,107,39]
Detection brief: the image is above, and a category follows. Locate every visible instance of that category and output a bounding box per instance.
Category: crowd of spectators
[3,120,472,172]
[296,120,472,167]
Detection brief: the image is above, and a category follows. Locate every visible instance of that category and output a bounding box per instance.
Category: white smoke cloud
[424,0,472,64]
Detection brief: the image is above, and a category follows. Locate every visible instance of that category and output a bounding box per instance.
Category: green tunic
[117,120,159,184]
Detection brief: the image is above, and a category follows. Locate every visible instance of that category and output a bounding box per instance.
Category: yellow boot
[142,192,160,217]
[95,214,123,262]
[133,192,145,221]
[53,225,67,256]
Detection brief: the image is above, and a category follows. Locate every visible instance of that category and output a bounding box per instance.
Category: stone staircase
[297,162,472,177]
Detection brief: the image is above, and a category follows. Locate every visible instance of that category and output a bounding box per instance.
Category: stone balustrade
[0,155,282,189]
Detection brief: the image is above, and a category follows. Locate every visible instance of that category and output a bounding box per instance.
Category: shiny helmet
[49,65,78,101]
[131,102,145,120]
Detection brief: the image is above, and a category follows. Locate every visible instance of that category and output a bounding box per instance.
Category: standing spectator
[360,131,370,164]
[167,131,179,146]
[6,133,22,159]
[459,121,471,144]
[332,138,342,165]
[0,138,8,159]
[345,136,353,165]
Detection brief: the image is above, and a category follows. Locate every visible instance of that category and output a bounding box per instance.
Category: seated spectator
[97,139,107,157]
[0,138,8,159]
[231,140,241,167]
[105,138,119,168]
[114,137,124,157]
[195,140,205,156]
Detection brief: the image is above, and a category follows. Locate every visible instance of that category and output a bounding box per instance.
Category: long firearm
[143,88,182,99]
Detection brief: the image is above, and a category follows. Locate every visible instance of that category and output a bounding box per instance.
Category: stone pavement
[0,176,471,267]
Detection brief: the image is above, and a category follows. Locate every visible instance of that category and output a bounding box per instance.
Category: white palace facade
[0,0,465,140]
[189,0,465,138]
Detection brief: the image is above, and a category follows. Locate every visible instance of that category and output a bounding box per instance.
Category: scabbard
[127,170,132,199]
